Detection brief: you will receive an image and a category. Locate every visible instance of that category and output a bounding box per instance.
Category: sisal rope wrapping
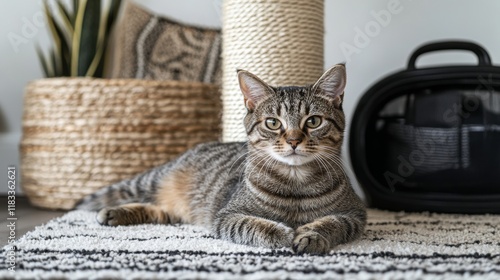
[21,78,221,210]
[221,0,324,141]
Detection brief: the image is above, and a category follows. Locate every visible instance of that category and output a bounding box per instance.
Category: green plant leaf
[45,0,74,76]
[43,1,63,74]
[35,44,52,77]
[70,0,83,76]
[56,0,74,35]
[72,0,100,76]
[50,47,60,77]
[106,0,121,34]
[85,2,106,77]
[79,0,100,77]
[72,0,79,23]
[40,0,119,77]
[86,0,122,77]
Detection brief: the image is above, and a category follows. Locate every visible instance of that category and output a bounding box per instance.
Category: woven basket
[21,78,221,210]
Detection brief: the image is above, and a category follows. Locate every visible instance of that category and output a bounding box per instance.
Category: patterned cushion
[111,2,222,84]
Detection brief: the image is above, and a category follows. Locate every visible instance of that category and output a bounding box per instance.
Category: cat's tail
[75,165,166,211]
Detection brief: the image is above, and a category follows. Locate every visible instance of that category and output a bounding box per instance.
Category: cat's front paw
[97,207,126,226]
[292,229,330,254]
[268,223,294,249]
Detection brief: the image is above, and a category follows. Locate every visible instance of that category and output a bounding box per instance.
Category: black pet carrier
[349,41,500,214]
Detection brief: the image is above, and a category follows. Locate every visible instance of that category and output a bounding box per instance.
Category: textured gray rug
[1,209,499,279]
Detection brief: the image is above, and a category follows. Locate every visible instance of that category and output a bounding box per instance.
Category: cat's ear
[237,70,273,111]
[312,64,347,108]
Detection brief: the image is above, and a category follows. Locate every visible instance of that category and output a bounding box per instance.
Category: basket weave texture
[21,78,221,210]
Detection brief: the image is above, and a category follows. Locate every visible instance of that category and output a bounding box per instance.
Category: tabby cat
[77,64,366,254]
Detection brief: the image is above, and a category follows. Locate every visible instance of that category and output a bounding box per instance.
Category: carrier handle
[407,41,492,70]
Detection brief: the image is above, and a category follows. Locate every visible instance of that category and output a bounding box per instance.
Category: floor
[0,196,66,247]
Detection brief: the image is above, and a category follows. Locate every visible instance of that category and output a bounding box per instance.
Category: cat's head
[238,64,346,166]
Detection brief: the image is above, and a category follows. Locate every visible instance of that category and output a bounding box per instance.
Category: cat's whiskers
[264,152,280,174]
[229,150,251,173]
[275,142,342,181]
[237,161,254,183]
[229,148,260,181]
[240,152,267,181]
[239,153,262,182]
[324,155,346,183]
[257,155,273,180]
[312,153,335,182]
[254,155,275,182]
[318,147,349,181]
[320,157,346,183]
[246,152,273,181]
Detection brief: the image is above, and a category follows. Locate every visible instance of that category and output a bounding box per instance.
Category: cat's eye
[265,118,282,130]
[305,116,322,129]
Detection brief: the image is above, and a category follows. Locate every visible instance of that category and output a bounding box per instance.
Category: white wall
[1,1,50,195]
[1,0,500,196]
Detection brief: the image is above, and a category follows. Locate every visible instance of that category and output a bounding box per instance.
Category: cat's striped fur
[77,64,366,254]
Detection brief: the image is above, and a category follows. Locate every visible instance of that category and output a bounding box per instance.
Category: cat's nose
[286,138,302,149]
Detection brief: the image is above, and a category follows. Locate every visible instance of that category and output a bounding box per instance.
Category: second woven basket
[21,78,221,210]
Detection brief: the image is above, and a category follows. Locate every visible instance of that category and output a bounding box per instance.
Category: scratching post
[222,0,324,141]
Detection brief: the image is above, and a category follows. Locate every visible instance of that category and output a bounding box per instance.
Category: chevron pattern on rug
[1,209,499,279]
